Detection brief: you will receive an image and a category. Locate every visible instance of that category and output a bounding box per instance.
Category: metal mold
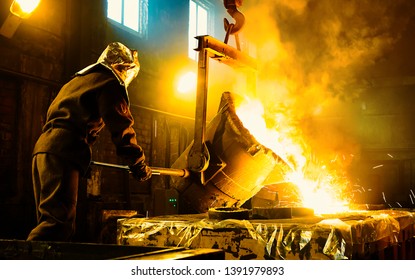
[208,207,250,220]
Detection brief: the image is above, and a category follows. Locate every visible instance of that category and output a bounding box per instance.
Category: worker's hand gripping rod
[90,161,190,178]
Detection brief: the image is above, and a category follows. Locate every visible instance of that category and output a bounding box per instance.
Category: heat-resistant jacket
[33,66,144,174]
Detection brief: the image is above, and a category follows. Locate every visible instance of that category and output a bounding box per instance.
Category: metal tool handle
[90,161,190,178]
[150,166,189,178]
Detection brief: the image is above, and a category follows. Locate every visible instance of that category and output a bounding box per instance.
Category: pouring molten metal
[235,96,351,214]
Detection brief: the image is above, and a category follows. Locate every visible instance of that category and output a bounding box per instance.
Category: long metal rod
[90,161,190,178]
[187,39,210,174]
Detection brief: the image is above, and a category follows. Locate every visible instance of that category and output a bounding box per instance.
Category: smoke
[238,0,415,167]
[243,0,414,99]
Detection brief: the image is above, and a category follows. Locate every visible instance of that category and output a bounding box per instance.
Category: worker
[27,42,152,241]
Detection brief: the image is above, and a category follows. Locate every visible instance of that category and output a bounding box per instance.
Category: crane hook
[223,0,245,49]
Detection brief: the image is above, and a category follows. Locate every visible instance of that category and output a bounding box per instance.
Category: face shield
[97,42,140,88]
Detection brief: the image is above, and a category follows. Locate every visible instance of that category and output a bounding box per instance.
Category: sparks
[382,192,387,203]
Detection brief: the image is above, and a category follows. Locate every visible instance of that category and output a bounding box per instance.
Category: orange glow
[225,1,396,215]
[11,0,41,18]
[176,71,197,95]
[235,97,350,214]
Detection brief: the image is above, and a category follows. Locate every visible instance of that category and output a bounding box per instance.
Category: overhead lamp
[0,0,41,38]
[176,71,197,95]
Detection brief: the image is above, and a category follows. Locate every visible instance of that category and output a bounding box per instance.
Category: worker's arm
[97,80,145,167]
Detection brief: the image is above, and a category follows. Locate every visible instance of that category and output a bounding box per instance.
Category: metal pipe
[151,166,190,178]
[90,161,190,178]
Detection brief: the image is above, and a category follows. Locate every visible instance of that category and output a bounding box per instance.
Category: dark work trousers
[27,153,79,241]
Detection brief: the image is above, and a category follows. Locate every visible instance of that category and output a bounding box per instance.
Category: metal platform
[118,209,415,260]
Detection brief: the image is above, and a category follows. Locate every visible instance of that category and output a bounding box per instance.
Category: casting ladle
[90,161,190,178]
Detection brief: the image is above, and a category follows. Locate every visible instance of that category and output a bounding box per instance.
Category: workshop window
[107,0,148,38]
[188,0,214,60]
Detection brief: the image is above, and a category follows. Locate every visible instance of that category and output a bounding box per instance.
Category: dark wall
[0,0,68,239]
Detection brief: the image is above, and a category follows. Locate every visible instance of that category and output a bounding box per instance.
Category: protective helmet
[76,42,140,102]
[97,42,140,87]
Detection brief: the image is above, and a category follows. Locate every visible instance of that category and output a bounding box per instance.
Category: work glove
[130,162,152,182]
